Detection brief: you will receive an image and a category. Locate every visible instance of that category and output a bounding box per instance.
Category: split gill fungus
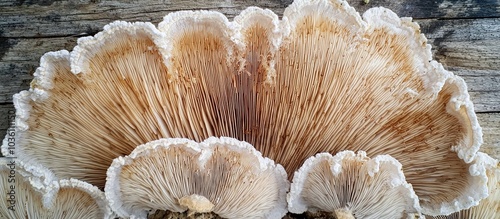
[105,137,289,219]
[0,158,112,218]
[287,151,421,218]
[1,0,498,218]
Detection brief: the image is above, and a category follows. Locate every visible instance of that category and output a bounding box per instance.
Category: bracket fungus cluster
[1,0,498,218]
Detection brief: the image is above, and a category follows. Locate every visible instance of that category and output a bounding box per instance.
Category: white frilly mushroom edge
[105,137,289,219]
[0,0,496,217]
[287,151,422,219]
[0,158,113,218]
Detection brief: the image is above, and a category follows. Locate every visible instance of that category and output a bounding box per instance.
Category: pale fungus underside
[1,0,496,217]
[105,137,288,219]
[427,153,500,219]
[0,158,111,218]
[287,151,421,219]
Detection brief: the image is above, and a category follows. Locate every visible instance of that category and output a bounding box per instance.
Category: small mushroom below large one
[0,158,112,218]
[287,151,421,219]
[105,137,289,219]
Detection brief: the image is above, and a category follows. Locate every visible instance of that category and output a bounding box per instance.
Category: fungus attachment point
[287,151,421,218]
[179,194,215,214]
[334,207,355,219]
[105,137,289,219]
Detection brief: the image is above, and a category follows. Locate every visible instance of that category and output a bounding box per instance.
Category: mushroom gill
[0,158,112,218]
[0,0,489,215]
[105,137,288,219]
[287,151,420,218]
[427,153,499,219]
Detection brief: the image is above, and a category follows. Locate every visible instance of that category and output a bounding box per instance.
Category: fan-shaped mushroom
[105,137,288,219]
[287,151,420,218]
[0,0,490,215]
[0,158,112,218]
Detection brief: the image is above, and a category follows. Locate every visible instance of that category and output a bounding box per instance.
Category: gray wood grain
[0,104,15,140]
[0,0,288,38]
[478,113,500,160]
[422,18,500,112]
[0,37,77,103]
[1,0,499,38]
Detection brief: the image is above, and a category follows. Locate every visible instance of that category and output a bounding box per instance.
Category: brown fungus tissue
[1,0,498,218]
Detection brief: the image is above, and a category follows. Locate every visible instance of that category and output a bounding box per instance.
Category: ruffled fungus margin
[1,0,493,216]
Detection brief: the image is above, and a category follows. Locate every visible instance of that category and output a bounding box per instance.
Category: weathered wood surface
[1,0,499,38]
[0,0,499,159]
[478,113,500,159]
